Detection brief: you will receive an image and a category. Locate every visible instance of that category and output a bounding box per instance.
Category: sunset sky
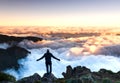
[0,0,120,27]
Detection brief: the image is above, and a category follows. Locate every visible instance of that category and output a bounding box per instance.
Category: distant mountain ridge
[0,34,42,43]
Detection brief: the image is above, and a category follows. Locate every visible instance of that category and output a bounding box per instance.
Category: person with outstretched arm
[36,49,60,74]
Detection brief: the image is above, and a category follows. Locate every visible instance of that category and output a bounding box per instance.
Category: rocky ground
[0,65,120,83]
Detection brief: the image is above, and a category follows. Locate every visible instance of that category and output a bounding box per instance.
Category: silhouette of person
[36,49,60,74]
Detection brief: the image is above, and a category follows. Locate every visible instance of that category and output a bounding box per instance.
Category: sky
[0,0,120,27]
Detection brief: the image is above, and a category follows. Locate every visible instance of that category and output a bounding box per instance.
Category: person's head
[47,49,49,53]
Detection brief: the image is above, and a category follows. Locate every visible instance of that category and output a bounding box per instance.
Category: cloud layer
[2,34,120,80]
[5,48,120,80]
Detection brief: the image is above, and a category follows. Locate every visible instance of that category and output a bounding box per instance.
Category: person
[36,49,60,74]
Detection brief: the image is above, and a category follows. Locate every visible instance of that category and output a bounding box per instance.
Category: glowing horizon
[0,0,120,27]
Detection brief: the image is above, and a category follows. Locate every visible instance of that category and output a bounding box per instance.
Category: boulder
[17,73,41,83]
[73,66,91,77]
[62,65,91,79]
[62,65,73,79]
[42,73,57,82]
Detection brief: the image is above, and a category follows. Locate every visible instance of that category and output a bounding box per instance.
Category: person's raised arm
[36,55,45,61]
[51,54,60,61]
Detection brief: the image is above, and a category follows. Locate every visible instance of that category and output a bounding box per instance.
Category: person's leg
[50,63,52,74]
[46,63,49,74]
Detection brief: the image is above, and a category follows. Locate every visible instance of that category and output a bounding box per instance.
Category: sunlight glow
[89,45,97,53]
[0,13,120,27]
[70,47,83,56]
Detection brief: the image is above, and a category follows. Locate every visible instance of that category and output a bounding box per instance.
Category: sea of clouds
[2,35,120,80]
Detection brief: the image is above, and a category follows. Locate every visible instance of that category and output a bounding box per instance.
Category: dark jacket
[37,51,60,64]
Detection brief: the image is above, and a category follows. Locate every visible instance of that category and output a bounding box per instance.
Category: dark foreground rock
[62,65,120,83]
[0,46,31,71]
[17,73,57,83]
[42,73,57,82]
[17,73,41,83]
[1,65,120,83]
[62,65,91,79]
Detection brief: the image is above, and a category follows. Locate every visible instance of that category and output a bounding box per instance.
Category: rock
[0,46,31,71]
[42,73,57,82]
[98,69,119,80]
[92,69,120,82]
[62,65,73,79]
[62,65,91,79]
[17,73,41,83]
[63,65,120,82]
[73,66,91,77]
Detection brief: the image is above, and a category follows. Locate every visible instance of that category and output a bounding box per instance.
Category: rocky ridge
[1,65,120,83]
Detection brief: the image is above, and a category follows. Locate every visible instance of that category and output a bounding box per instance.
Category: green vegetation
[80,74,94,83]
[0,72,16,82]
[102,78,112,83]
[34,80,42,83]
[65,78,82,83]
[55,78,66,83]
[115,81,120,83]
